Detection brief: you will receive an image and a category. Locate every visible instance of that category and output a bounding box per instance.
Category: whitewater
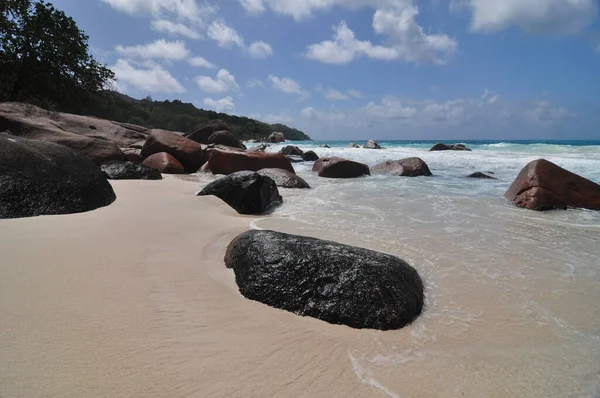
[251,140,600,398]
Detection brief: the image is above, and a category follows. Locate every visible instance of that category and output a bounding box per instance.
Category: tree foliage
[0,0,114,109]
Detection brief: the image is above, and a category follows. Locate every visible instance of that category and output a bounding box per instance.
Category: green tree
[0,0,114,109]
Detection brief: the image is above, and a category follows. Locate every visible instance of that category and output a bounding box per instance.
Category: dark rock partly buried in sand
[313,157,370,178]
[258,168,311,189]
[467,172,496,180]
[141,129,204,173]
[301,150,319,162]
[372,158,432,177]
[101,162,162,180]
[430,143,472,151]
[198,171,282,214]
[142,152,185,174]
[224,230,424,330]
[505,159,600,211]
[206,149,295,175]
[364,140,384,149]
[0,134,116,219]
[207,130,246,150]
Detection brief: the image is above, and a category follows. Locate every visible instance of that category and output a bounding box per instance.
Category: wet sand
[0,178,384,397]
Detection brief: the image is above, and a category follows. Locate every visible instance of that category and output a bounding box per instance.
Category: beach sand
[0,177,383,397]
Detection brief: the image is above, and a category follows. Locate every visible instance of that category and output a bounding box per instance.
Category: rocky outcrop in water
[224,230,424,330]
[320,144,330,148]
[313,157,370,178]
[206,149,295,175]
[141,129,204,173]
[268,132,285,143]
[364,140,384,149]
[281,146,304,156]
[198,171,282,214]
[505,159,600,211]
[372,158,432,177]
[257,168,311,189]
[101,161,162,180]
[248,144,269,153]
[301,150,319,162]
[467,172,496,180]
[430,143,472,151]
[0,133,116,219]
[142,152,185,174]
[347,142,361,148]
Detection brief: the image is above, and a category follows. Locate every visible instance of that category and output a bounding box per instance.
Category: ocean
[248,139,600,397]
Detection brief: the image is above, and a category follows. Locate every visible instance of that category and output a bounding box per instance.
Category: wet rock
[347,142,361,148]
[258,168,311,189]
[198,171,282,215]
[430,143,472,151]
[0,133,116,219]
[467,172,496,180]
[313,157,370,178]
[281,146,304,156]
[364,140,384,149]
[301,150,319,162]
[141,129,204,173]
[142,152,185,174]
[101,161,162,180]
[286,155,305,163]
[320,144,330,148]
[185,120,232,144]
[268,132,285,143]
[224,230,425,330]
[207,130,246,150]
[248,144,269,153]
[206,149,295,175]
[372,158,432,177]
[505,159,600,211]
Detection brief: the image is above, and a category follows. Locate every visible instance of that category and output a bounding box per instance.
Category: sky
[51,0,600,140]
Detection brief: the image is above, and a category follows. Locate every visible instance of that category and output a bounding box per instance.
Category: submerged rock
[224,230,425,330]
[430,143,472,151]
[505,159,600,211]
[0,134,116,219]
[320,144,330,148]
[372,158,432,177]
[313,157,370,178]
[301,150,319,162]
[142,152,185,174]
[206,149,295,175]
[141,129,204,173]
[258,168,311,189]
[364,140,383,149]
[467,172,496,180]
[198,171,282,214]
[101,161,162,180]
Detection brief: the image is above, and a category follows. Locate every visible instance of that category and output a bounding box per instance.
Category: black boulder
[101,161,162,180]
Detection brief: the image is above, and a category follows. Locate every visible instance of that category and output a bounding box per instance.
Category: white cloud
[459,0,598,35]
[111,59,185,94]
[527,100,576,123]
[301,107,321,121]
[195,69,240,94]
[115,39,189,61]
[323,88,349,101]
[238,0,266,14]
[248,41,274,58]
[150,20,201,40]
[364,97,417,119]
[262,113,295,124]
[188,56,217,68]
[207,21,245,48]
[102,0,215,23]
[246,78,267,89]
[347,89,363,98]
[204,96,235,113]
[267,75,310,100]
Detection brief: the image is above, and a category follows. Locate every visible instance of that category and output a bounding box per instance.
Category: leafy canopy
[0,0,114,109]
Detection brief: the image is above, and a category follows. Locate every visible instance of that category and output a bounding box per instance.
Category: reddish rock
[505,159,600,211]
[207,130,246,150]
[141,129,204,173]
[312,157,370,178]
[185,121,232,144]
[207,149,295,176]
[372,158,432,177]
[142,152,185,175]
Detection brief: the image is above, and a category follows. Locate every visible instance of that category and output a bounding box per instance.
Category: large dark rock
[141,129,204,173]
[206,149,295,175]
[430,143,472,151]
[467,172,496,180]
[185,121,233,144]
[347,142,361,148]
[122,148,143,163]
[505,159,600,211]
[142,152,185,174]
[0,134,116,219]
[101,162,162,180]
[268,132,285,143]
[197,171,282,215]
[258,168,311,189]
[301,150,319,162]
[372,158,432,177]
[224,230,424,330]
[364,140,383,149]
[281,146,304,156]
[207,130,246,150]
[313,157,370,178]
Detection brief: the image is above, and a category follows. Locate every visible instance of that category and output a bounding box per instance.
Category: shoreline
[0,177,385,398]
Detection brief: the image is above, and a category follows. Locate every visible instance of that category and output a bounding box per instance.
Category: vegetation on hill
[0,0,311,141]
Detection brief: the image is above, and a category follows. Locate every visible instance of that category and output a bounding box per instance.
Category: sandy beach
[0,177,385,397]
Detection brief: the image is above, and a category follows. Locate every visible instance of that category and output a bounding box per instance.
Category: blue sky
[52,0,600,140]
